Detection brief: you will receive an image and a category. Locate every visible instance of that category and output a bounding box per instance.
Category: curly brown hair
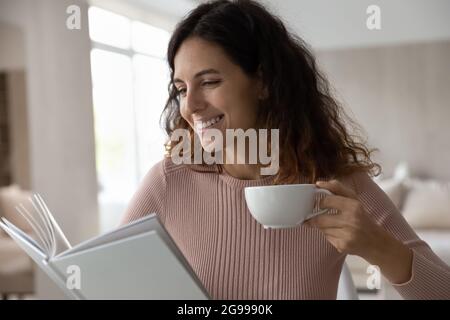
[161,0,381,184]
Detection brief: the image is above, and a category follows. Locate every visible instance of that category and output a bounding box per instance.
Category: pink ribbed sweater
[120,158,450,299]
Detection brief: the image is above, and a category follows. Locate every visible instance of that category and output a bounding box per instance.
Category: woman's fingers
[314,179,361,215]
[316,180,357,199]
[320,195,361,213]
[305,213,344,229]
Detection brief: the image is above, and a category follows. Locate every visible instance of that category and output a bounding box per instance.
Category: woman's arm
[361,224,413,285]
[305,172,450,299]
[119,159,167,226]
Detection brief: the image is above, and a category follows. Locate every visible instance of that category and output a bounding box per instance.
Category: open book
[0,194,209,300]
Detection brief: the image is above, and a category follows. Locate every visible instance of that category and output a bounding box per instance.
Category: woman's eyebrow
[173,68,221,84]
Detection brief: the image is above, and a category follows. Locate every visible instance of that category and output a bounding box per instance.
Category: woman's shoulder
[334,169,374,195]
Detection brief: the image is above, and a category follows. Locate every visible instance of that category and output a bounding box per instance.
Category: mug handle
[303,188,333,221]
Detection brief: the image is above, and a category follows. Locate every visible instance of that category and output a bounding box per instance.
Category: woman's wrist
[364,227,413,285]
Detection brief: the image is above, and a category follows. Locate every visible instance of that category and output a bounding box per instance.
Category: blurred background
[0,0,449,299]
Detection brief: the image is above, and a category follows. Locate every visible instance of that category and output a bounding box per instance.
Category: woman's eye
[176,81,220,97]
[202,80,221,87]
[177,88,187,96]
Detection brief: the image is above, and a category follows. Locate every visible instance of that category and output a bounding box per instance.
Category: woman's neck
[222,163,262,180]
[220,135,266,180]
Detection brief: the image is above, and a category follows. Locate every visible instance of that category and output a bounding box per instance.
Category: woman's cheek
[179,105,190,124]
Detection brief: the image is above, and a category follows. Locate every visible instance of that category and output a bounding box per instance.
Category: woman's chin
[201,139,224,153]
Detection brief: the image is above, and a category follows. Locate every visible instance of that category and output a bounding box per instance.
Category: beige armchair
[0,185,34,299]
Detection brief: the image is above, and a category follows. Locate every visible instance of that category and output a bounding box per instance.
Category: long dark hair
[161,0,381,183]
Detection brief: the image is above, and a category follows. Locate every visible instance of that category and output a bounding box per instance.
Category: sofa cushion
[415,230,450,265]
[402,179,450,229]
[374,177,405,210]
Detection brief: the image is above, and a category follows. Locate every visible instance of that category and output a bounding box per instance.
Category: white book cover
[0,194,209,300]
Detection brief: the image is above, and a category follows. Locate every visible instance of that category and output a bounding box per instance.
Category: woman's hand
[304,179,413,284]
[304,180,384,258]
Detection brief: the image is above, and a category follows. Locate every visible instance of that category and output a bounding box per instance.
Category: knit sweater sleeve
[118,159,167,227]
[349,171,450,299]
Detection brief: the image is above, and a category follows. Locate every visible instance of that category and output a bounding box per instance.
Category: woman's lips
[195,115,224,135]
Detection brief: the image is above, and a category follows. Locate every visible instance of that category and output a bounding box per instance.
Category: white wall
[0,0,99,299]
[0,22,25,70]
[264,0,450,49]
[317,41,450,180]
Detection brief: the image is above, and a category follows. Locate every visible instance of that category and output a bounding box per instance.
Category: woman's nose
[184,88,206,114]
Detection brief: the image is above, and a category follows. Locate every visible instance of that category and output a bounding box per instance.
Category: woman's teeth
[197,115,223,129]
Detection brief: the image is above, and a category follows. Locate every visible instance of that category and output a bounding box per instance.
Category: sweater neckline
[217,165,276,188]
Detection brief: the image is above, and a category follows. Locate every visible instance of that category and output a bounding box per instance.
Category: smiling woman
[162,2,380,184]
[120,0,450,299]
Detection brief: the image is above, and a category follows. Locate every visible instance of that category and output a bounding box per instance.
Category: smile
[195,114,224,132]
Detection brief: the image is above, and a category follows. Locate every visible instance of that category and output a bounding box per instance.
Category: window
[88,7,170,231]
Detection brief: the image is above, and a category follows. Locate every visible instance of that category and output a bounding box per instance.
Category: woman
[120,0,450,299]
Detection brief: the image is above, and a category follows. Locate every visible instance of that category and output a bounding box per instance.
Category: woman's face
[174,37,263,150]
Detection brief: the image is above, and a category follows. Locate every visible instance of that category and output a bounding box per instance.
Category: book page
[33,194,71,255]
[53,212,207,298]
[0,218,47,262]
[56,213,158,258]
[51,230,209,299]
[12,193,72,257]
[15,200,52,254]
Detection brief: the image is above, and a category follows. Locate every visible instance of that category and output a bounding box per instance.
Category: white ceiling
[124,0,450,49]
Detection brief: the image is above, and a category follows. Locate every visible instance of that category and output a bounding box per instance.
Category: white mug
[244,184,332,229]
